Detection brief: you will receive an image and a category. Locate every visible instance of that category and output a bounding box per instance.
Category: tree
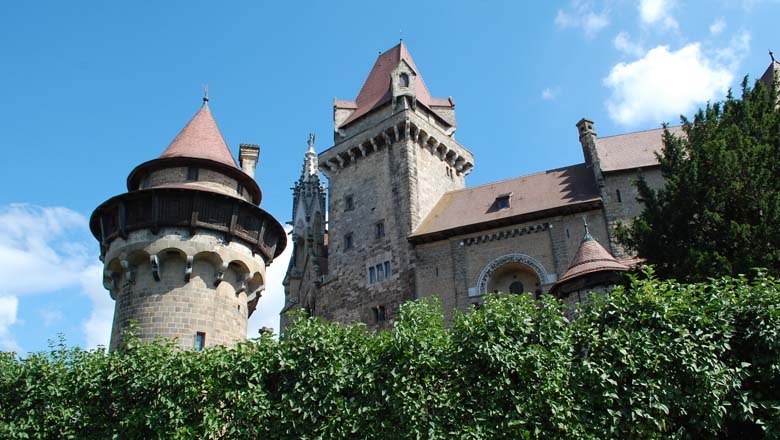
[618,78,780,282]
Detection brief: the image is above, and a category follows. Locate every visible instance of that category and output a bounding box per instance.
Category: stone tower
[282,134,327,330]
[308,42,474,327]
[90,98,286,350]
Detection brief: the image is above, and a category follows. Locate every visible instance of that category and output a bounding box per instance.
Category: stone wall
[317,106,470,328]
[600,168,663,257]
[144,167,252,202]
[413,209,608,323]
[103,228,266,350]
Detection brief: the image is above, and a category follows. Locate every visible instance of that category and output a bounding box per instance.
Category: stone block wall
[600,168,663,257]
[413,209,609,323]
[102,228,267,350]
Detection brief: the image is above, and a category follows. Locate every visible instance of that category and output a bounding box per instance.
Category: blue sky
[1,0,777,354]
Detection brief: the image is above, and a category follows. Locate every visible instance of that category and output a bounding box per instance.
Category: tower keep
[284,42,474,329]
[91,98,286,350]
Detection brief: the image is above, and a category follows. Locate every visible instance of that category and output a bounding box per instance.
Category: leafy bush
[1,272,778,439]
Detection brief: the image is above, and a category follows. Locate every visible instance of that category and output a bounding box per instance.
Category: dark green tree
[618,77,780,282]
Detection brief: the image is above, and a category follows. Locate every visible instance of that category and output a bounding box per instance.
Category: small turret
[550,219,628,303]
[91,98,286,350]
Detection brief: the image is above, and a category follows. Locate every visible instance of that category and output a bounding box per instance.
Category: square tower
[316,42,474,326]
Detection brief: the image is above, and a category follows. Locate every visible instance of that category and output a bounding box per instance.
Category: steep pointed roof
[555,230,628,287]
[339,41,445,127]
[760,58,780,91]
[159,101,239,168]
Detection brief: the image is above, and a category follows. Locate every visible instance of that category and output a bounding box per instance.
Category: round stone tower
[90,97,286,350]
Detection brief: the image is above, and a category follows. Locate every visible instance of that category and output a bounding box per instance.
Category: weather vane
[203,84,209,103]
[771,50,776,63]
[308,132,315,149]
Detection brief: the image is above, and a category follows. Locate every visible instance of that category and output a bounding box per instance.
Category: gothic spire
[301,133,318,179]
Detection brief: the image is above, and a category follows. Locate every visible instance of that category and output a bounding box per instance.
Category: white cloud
[639,0,678,30]
[0,204,91,295]
[0,203,112,349]
[247,225,293,338]
[541,87,561,100]
[554,2,610,38]
[0,295,20,351]
[604,43,734,126]
[80,263,112,349]
[709,18,726,35]
[613,31,645,57]
[714,30,751,71]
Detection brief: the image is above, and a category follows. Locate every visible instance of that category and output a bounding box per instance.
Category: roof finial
[771,50,776,63]
[399,28,403,42]
[307,132,315,152]
[202,84,209,105]
[582,217,594,242]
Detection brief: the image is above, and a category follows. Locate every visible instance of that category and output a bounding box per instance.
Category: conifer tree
[618,78,780,282]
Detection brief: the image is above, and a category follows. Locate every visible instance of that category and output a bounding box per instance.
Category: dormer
[391,60,417,110]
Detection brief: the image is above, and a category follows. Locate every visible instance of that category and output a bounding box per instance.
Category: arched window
[400,73,410,87]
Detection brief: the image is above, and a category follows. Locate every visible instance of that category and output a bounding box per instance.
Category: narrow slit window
[237,183,243,196]
[345,195,354,211]
[616,189,623,203]
[369,266,376,284]
[195,332,206,351]
[344,233,354,250]
[384,261,391,278]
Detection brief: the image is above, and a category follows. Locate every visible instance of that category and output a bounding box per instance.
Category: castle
[91,42,780,347]
[281,42,780,330]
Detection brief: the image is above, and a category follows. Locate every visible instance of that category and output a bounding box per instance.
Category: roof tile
[160,102,239,168]
[411,163,600,238]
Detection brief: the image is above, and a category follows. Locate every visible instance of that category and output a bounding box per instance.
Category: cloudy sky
[1,0,777,354]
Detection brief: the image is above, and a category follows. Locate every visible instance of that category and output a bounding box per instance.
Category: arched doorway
[475,253,550,297]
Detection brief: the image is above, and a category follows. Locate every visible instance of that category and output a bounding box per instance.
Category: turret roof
[556,230,628,286]
[159,101,239,168]
[338,41,452,127]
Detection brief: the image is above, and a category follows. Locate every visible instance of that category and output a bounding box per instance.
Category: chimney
[239,144,260,178]
[576,118,597,166]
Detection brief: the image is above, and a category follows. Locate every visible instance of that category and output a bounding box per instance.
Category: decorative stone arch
[474,253,553,296]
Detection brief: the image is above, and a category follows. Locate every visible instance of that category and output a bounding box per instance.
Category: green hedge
[1,272,778,439]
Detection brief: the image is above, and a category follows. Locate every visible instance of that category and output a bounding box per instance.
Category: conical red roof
[159,102,239,168]
[557,233,628,285]
[340,41,438,127]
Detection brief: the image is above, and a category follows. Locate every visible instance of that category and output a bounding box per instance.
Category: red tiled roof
[410,164,600,238]
[595,125,683,172]
[338,41,451,127]
[159,102,239,168]
[556,234,628,285]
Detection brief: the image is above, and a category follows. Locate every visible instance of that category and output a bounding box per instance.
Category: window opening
[345,195,354,211]
[400,73,410,87]
[375,221,385,238]
[187,167,199,181]
[195,332,206,351]
[344,233,354,250]
[509,281,524,294]
[496,194,511,210]
[616,189,623,203]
